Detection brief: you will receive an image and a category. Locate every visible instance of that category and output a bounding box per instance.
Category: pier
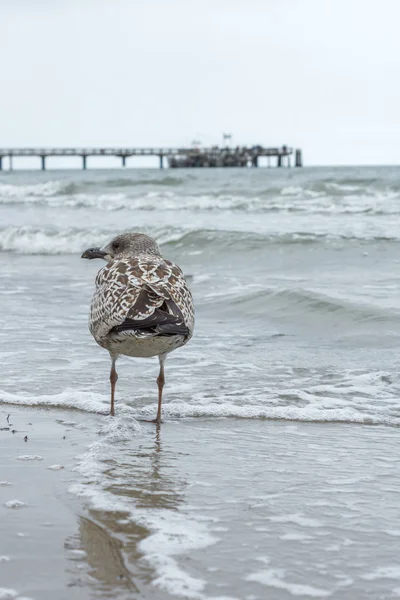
[0,146,302,170]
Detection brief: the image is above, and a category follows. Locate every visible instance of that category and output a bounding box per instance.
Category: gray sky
[1,0,399,166]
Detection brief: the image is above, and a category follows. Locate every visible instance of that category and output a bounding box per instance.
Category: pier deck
[0,146,302,170]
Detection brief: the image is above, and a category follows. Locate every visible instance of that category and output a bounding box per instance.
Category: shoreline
[2,405,400,600]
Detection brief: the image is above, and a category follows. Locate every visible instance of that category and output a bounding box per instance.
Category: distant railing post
[277,155,282,167]
[9,155,13,171]
[41,156,46,170]
[295,149,302,167]
[159,155,164,169]
[122,156,126,167]
[82,155,87,170]
[0,156,2,171]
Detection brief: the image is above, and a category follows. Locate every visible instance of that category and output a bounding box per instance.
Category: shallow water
[2,409,400,600]
[1,166,400,598]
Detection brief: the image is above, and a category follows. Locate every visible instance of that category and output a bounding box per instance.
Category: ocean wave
[0,176,182,201]
[0,226,104,254]
[98,176,184,187]
[0,180,71,200]
[135,400,399,425]
[0,176,182,197]
[2,177,400,215]
[0,388,109,413]
[3,191,399,215]
[0,225,189,254]
[1,373,399,426]
[1,225,399,255]
[220,287,398,323]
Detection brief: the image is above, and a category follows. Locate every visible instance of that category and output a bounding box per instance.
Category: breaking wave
[2,176,400,214]
[0,226,187,254]
[0,176,182,196]
[1,225,399,255]
[1,369,400,426]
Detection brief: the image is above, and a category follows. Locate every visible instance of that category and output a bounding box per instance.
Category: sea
[1,166,400,599]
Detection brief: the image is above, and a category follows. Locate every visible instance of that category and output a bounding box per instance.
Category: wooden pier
[0,146,302,170]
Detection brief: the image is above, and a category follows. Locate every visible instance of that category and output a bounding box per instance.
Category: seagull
[81,232,194,423]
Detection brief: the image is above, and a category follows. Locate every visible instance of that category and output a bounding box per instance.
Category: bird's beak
[81,247,108,260]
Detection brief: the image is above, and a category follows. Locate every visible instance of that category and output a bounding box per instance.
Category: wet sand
[0,407,94,600]
[1,406,400,600]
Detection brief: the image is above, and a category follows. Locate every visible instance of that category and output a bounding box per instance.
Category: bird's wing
[135,257,195,332]
[89,255,194,343]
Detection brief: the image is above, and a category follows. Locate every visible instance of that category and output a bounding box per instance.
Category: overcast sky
[1,0,399,166]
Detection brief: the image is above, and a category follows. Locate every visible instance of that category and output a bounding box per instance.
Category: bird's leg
[109,358,118,417]
[153,354,166,424]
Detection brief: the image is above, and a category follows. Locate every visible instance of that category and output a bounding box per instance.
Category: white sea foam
[245,568,331,597]
[280,186,304,196]
[279,532,313,541]
[135,400,400,426]
[0,180,65,200]
[0,591,33,600]
[0,388,110,413]
[137,511,217,598]
[361,566,400,580]
[16,455,43,461]
[0,590,18,600]
[1,382,400,426]
[385,530,400,537]
[4,500,26,509]
[268,513,322,528]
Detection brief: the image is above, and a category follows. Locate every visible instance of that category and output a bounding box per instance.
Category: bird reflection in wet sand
[68,426,186,593]
[112,424,184,511]
[75,516,139,593]
[82,232,195,423]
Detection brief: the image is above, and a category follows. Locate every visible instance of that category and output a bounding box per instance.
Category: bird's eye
[112,242,120,251]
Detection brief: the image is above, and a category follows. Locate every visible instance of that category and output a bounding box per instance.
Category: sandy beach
[2,405,400,599]
[0,407,95,600]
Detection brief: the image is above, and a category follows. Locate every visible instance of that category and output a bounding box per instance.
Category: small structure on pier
[169,146,296,168]
[0,146,302,170]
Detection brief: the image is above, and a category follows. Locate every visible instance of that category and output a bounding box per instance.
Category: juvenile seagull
[81,232,194,422]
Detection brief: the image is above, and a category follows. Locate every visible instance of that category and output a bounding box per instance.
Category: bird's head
[81,232,161,261]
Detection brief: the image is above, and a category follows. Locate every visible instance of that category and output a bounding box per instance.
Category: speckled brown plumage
[90,254,194,350]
